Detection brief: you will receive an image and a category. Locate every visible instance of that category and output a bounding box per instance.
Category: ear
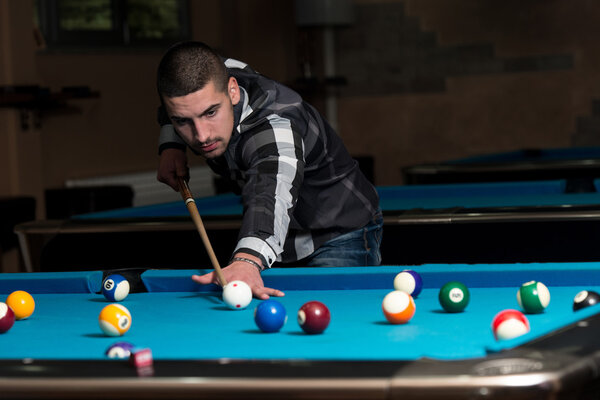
[227,77,240,105]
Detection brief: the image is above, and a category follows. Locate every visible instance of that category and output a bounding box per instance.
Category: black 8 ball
[573,290,600,311]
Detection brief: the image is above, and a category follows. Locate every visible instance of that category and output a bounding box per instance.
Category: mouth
[200,141,219,153]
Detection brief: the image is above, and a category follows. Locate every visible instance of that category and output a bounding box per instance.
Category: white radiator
[65,166,216,206]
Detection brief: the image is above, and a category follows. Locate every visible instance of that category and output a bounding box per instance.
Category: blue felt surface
[0,285,597,361]
[1,264,599,361]
[377,182,600,210]
[73,192,243,219]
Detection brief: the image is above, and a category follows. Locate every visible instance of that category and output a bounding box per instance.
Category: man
[156,41,382,299]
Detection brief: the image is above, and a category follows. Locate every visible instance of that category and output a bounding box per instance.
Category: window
[36,0,189,48]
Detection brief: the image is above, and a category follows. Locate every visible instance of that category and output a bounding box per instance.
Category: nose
[192,119,210,143]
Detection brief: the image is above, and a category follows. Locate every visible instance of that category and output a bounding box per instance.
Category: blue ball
[102,274,130,302]
[254,300,287,333]
[393,269,423,297]
[105,341,135,359]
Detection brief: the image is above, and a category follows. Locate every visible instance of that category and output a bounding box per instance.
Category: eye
[205,109,217,117]
[172,118,189,126]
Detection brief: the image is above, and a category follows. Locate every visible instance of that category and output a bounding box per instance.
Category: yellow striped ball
[99,304,132,336]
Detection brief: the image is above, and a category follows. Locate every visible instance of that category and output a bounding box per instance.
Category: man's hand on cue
[192,256,284,299]
[157,148,189,191]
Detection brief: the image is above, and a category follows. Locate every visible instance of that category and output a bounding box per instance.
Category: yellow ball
[6,291,35,320]
[99,304,132,336]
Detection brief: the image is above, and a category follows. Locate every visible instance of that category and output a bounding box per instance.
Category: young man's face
[163,77,240,159]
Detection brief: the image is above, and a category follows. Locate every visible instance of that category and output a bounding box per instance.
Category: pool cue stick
[177,177,228,286]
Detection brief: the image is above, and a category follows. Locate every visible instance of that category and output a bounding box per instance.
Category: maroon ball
[0,302,15,334]
[297,301,330,334]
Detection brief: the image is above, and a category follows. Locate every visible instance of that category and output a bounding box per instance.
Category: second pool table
[15,179,600,272]
[403,146,600,184]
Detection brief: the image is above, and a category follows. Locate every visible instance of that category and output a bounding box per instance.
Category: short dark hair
[157,41,228,98]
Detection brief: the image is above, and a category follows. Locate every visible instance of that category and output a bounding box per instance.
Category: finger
[191,273,217,285]
[159,173,178,191]
[169,176,180,192]
[176,169,189,180]
[252,287,269,300]
[176,159,189,180]
[256,292,270,300]
[157,173,176,191]
[268,288,285,297]
[254,287,285,300]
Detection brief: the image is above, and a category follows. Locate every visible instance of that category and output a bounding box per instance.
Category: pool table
[14,179,600,272]
[1,263,600,399]
[403,146,600,185]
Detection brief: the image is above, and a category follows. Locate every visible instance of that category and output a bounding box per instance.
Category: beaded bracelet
[231,257,264,273]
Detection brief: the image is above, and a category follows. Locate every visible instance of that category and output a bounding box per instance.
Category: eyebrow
[170,103,221,120]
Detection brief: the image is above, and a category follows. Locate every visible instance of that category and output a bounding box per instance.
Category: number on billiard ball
[102,274,130,302]
[438,281,470,313]
[298,301,330,334]
[573,290,600,311]
[254,299,287,333]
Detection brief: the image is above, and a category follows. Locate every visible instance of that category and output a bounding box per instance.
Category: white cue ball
[222,280,253,310]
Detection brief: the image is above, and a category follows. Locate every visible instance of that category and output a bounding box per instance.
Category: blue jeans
[303,212,383,267]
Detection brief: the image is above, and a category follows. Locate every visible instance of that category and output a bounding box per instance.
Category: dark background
[2,0,599,271]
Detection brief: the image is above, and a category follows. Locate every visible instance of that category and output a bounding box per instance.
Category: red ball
[491,309,530,340]
[0,302,15,333]
[298,301,330,334]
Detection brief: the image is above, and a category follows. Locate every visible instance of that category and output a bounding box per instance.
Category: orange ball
[6,291,35,320]
[382,290,416,324]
